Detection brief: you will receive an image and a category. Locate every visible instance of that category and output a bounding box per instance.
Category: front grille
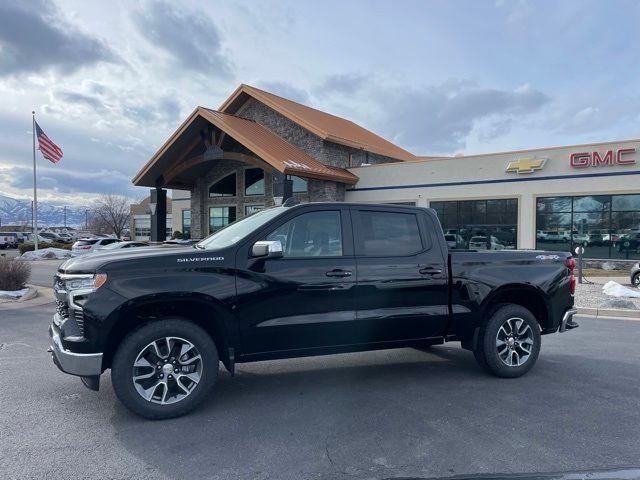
[54,276,65,292]
[55,299,69,319]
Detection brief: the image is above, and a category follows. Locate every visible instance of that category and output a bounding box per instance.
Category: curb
[577,307,640,319]
[17,286,38,302]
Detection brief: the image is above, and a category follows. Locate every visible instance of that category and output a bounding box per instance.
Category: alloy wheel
[132,336,203,405]
[495,317,534,367]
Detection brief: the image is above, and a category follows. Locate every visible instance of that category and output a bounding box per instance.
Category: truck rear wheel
[111,318,218,419]
[473,304,541,378]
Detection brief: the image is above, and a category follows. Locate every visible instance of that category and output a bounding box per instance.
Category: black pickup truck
[49,202,578,419]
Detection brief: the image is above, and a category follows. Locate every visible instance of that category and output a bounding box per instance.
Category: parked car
[571,232,590,246]
[71,237,121,255]
[444,233,464,248]
[618,232,640,252]
[1,233,19,248]
[0,234,10,249]
[94,241,149,253]
[469,235,504,250]
[57,233,74,243]
[163,239,201,246]
[50,203,578,419]
[39,232,65,243]
[630,263,640,287]
[539,231,564,243]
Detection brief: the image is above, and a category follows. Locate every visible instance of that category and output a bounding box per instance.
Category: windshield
[197,207,287,250]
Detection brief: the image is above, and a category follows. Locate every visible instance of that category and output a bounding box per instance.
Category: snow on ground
[0,288,29,298]
[19,248,72,261]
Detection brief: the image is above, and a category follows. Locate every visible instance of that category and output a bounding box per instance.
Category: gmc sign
[570,148,636,168]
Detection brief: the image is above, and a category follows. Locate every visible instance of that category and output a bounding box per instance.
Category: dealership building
[134,84,639,261]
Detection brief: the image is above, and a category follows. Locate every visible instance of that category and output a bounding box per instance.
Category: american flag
[35,121,63,163]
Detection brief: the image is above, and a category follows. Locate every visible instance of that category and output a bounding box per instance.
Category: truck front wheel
[473,304,541,378]
[111,318,219,419]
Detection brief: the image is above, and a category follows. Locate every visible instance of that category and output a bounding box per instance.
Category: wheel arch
[103,293,236,373]
[481,284,551,331]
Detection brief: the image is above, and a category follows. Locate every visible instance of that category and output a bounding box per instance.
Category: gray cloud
[377,82,550,153]
[57,91,107,112]
[0,164,136,196]
[133,2,232,77]
[0,1,116,76]
[316,73,367,96]
[257,81,309,104]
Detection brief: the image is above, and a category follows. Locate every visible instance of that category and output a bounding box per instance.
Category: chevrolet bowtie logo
[506,158,547,174]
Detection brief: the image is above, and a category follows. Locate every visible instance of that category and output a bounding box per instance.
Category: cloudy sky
[1,0,639,206]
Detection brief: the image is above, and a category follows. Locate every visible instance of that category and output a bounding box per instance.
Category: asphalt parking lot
[0,305,638,480]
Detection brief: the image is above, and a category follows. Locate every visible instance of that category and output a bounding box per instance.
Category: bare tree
[92,194,131,238]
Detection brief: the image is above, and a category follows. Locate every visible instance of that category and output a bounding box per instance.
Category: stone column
[150,188,167,243]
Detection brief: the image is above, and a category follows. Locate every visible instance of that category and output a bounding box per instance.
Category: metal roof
[133,107,359,188]
[220,84,417,162]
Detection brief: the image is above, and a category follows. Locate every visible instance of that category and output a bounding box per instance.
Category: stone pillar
[150,188,167,243]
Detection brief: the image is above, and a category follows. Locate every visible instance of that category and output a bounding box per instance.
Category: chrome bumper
[48,325,103,377]
[559,308,579,333]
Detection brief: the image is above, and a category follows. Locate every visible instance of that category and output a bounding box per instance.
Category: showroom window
[536,194,640,259]
[430,199,518,249]
[182,210,191,239]
[245,168,265,196]
[209,173,236,197]
[289,175,308,193]
[209,206,237,233]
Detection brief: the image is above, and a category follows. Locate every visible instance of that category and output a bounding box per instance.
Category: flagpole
[32,111,38,251]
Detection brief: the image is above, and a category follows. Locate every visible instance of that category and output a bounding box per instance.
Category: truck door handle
[419,267,442,275]
[326,269,352,278]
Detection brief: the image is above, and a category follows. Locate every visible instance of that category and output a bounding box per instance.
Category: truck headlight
[64,273,107,292]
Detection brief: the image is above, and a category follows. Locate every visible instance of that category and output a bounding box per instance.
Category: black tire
[633,273,640,288]
[473,304,541,378]
[111,318,219,419]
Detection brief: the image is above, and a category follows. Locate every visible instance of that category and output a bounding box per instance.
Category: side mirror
[251,240,283,259]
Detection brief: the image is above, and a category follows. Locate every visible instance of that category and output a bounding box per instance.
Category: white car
[469,235,505,250]
[72,237,121,255]
[444,234,464,249]
[93,241,149,253]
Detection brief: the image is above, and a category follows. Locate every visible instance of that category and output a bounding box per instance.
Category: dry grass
[0,258,31,291]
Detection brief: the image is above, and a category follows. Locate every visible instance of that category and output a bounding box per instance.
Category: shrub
[172,230,183,239]
[19,242,72,255]
[0,258,31,291]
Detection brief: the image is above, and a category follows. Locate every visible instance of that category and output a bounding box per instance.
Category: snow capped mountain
[0,193,89,228]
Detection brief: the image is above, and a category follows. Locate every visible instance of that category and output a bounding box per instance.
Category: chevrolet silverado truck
[49,202,578,419]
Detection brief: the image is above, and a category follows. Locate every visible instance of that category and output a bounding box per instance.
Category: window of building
[430,199,518,250]
[354,210,423,256]
[245,204,264,216]
[209,206,237,233]
[245,168,265,196]
[536,194,640,259]
[289,175,308,193]
[182,210,191,239]
[209,173,236,197]
[266,210,342,257]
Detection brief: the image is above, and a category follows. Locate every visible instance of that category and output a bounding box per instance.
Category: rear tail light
[567,257,576,295]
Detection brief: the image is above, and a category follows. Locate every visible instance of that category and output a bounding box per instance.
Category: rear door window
[354,210,424,256]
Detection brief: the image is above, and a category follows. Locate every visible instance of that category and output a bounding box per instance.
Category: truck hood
[59,246,198,274]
